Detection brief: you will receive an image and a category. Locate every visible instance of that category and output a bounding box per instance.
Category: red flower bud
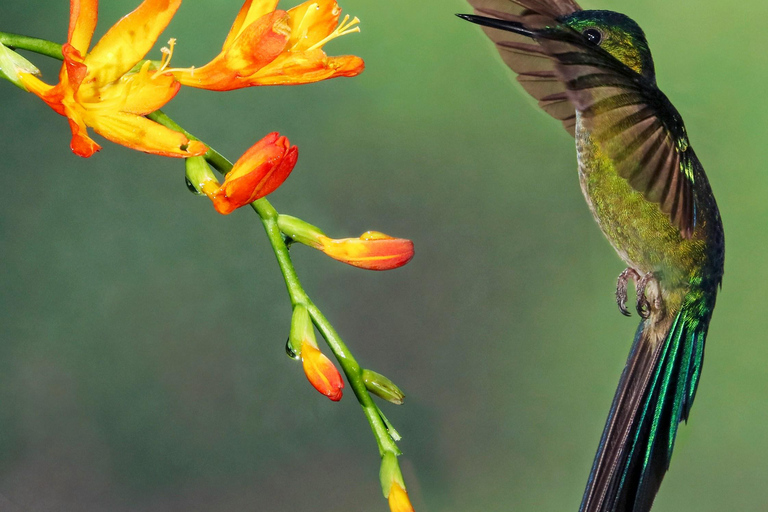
[204,132,298,214]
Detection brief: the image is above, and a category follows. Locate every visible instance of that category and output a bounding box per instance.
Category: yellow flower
[175,0,364,90]
[20,0,207,158]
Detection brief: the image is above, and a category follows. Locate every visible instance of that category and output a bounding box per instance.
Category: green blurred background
[1,0,766,510]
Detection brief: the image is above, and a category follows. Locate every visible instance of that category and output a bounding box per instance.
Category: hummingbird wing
[535,28,696,237]
[466,0,583,134]
[461,10,695,237]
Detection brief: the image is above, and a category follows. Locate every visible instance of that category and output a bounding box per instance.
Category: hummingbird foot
[616,268,641,317]
[635,272,662,319]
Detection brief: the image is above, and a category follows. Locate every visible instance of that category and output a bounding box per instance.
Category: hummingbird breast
[574,113,714,291]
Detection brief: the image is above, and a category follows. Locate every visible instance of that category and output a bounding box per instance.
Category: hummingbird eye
[583,28,603,45]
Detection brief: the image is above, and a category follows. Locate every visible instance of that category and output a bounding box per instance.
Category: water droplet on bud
[185,177,203,195]
[285,338,300,360]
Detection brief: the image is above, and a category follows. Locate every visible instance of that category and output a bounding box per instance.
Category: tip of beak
[456,13,535,38]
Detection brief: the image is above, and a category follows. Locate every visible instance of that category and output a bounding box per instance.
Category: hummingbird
[458,1,724,511]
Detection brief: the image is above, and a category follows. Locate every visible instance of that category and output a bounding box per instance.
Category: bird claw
[616,268,640,317]
[615,269,660,319]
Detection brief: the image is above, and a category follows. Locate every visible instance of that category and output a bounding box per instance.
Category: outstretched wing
[462,6,696,237]
[467,0,582,134]
[536,27,695,237]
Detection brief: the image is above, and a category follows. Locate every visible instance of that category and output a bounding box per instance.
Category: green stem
[0,32,62,60]
[152,111,400,456]
[6,26,403,472]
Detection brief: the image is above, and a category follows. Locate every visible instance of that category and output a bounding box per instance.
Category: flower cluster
[7,1,417,511]
[18,0,362,158]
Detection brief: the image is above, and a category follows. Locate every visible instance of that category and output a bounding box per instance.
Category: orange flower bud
[317,231,414,270]
[388,482,415,512]
[203,132,298,214]
[301,341,344,401]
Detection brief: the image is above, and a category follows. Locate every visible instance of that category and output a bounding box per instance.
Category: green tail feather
[579,288,714,512]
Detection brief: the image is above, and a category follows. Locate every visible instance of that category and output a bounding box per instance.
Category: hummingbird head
[558,10,656,82]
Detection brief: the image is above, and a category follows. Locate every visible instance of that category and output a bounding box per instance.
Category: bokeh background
[1,0,766,510]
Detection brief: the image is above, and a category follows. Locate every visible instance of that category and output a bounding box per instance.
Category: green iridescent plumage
[459,1,724,511]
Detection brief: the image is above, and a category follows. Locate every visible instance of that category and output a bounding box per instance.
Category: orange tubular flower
[19,0,207,158]
[301,341,344,401]
[201,132,298,214]
[175,0,364,90]
[388,482,415,512]
[318,231,415,271]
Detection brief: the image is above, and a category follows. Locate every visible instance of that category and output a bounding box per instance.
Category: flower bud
[301,341,344,401]
[380,453,414,512]
[203,132,298,214]
[279,222,415,271]
[363,369,405,405]
[0,42,40,90]
[319,231,414,270]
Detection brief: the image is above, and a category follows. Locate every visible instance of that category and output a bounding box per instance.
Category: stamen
[152,38,177,79]
[307,15,360,51]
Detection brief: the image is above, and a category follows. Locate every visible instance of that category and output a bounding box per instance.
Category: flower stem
[0,32,63,60]
[147,110,400,455]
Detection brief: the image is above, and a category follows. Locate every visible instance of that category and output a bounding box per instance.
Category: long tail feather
[580,289,713,512]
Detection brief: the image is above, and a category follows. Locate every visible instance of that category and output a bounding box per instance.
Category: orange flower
[175,0,364,90]
[317,231,414,270]
[388,482,415,512]
[19,0,207,158]
[301,341,344,401]
[200,132,298,214]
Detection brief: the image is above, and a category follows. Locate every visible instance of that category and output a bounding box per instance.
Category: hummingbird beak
[456,14,535,38]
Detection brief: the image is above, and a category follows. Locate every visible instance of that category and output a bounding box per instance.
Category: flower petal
[90,111,207,158]
[68,0,98,55]
[175,12,290,91]
[246,51,364,85]
[67,114,101,157]
[222,0,281,50]
[286,0,340,52]
[86,0,181,87]
[95,63,181,115]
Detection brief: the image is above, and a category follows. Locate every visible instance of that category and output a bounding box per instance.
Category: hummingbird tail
[579,288,714,512]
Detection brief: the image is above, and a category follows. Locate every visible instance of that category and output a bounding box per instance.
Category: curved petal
[61,44,88,96]
[222,0,281,50]
[68,0,98,55]
[176,12,289,90]
[98,65,180,115]
[286,0,340,51]
[90,112,207,157]
[66,113,101,158]
[246,50,363,85]
[86,0,181,87]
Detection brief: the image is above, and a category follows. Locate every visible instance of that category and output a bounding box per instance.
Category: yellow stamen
[307,15,360,51]
[152,38,177,79]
